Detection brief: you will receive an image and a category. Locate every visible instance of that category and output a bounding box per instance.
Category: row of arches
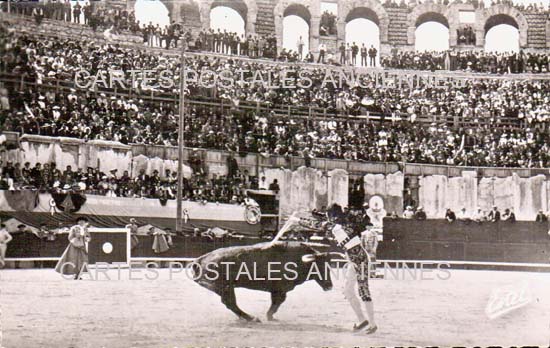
[132,0,524,55]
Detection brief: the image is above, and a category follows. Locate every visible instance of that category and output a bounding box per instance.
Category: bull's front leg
[219,286,261,322]
[266,291,287,321]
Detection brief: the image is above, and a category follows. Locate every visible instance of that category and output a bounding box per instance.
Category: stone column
[309,16,320,54]
[246,8,257,35]
[274,12,283,55]
[170,2,182,23]
[336,19,346,45]
[199,3,210,30]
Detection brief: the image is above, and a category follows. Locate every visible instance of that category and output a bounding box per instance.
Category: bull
[192,241,334,322]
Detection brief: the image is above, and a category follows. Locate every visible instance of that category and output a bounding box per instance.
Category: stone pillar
[246,7,257,36]
[275,12,283,55]
[406,26,415,46]
[336,19,346,45]
[309,16,320,54]
[170,2,182,23]
[199,3,210,30]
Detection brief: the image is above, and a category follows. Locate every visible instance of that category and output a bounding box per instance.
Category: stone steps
[524,12,547,48]
[0,13,143,45]
[255,0,275,37]
[386,7,410,45]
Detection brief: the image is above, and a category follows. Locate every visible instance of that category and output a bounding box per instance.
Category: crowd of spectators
[0,155,279,205]
[2,0,141,34]
[382,50,549,73]
[4,80,550,168]
[320,10,337,36]
[3,30,549,116]
[196,29,278,60]
[2,1,549,73]
[2,22,550,169]
[456,26,476,46]
[402,205,518,222]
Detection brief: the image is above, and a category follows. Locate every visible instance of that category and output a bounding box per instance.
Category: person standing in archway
[318,43,326,63]
[368,45,377,67]
[361,43,367,67]
[297,36,304,60]
[352,42,359,66]
[339,42,346,65]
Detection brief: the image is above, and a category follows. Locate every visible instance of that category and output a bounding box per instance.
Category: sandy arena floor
[1,266,549,347]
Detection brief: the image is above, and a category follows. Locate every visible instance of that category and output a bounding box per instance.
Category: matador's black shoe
[352,319,369,331]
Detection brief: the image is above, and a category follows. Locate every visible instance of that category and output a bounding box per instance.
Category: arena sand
[1,268,549,347]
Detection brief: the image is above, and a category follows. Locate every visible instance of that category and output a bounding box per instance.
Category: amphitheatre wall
[119,0,549,54]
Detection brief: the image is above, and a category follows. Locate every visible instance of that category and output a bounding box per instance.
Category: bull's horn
[301,254,316,263]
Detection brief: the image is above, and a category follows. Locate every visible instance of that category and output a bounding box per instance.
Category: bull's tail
[191,262,201,280]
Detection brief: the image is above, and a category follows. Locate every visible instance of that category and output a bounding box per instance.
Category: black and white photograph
[0,0,549,346]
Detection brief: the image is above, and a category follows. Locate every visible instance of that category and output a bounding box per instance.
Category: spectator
[368,45,377,67]
[318,43,326,64]
[258,176,268,190]
[445,208,456,222]
[360,43,367,67]
[488,206,501,222]
[471,207,485,223]
[226,153,239,179]
[535,210,548,222]
[414,206,427,220]
[502,208,516,222]
[268,179,280,194]
[457,207,470,221]
[403,206,414,219]
[297,36,304,60]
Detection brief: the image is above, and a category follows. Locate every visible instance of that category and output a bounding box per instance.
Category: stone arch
[198,0,258,35]
[406,3,452,46]
[274,0,319,54]
[478,4,528,48]
[156,0,197,25]
[338,0,389,43]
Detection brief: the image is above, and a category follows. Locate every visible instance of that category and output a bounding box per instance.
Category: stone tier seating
[524,12,548,48]
[0,12,142,46]
[386,7,410,46]
[255,0,276,37]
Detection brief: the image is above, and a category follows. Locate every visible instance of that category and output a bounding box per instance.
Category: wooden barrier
[378,219,550,266]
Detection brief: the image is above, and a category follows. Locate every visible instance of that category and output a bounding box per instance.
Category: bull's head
[300,243,335,291]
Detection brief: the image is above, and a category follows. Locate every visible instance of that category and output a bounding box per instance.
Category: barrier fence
[4,219,550,271]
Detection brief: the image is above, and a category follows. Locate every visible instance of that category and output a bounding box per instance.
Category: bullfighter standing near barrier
[267,212,378,334]
[55,217,91,279]
[329,222,378,334]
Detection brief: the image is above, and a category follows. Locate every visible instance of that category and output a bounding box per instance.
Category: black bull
[192,241,335,322]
